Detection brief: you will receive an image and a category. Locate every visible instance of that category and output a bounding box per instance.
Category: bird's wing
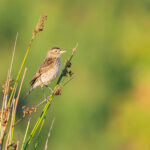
[30,57,56,86]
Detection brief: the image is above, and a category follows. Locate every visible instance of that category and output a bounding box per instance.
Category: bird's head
[47,47,66,58]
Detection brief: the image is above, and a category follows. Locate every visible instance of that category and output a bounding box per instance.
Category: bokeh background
[1,0,150,150]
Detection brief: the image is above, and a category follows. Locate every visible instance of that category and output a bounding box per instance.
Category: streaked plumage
[24,47,66,98]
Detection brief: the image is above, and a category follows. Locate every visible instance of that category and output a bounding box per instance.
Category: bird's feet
[44,97,50,103]
[45,85,54,93]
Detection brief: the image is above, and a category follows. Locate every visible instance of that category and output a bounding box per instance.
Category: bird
[24,47,66,100]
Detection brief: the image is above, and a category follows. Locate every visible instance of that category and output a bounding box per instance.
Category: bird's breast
[40,58,61,84]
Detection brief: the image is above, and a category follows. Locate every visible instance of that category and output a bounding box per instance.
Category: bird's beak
[60,50,67,54]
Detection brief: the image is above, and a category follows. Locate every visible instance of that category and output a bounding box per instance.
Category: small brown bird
[25,47,66,100]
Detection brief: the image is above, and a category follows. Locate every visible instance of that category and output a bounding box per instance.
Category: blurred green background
[1,0,150,149]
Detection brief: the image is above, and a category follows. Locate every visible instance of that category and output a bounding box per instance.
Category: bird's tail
[24,87,34,100]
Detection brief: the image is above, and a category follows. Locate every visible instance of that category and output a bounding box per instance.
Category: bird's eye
[54,50,58,52]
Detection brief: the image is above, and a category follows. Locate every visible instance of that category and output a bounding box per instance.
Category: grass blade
[23,96,53,150]
[34,115,46,149]
[21,118,31,150]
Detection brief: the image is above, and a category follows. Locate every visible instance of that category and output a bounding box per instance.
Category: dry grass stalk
[16,141,19,150]
[0,33,18,145]
[3,32,18,108]
[7,14,48,107]
[72,43,78,55]
[4,32,18,108]
[44,118,55,150]
[0,87,17,145]
[5,68,27,149]
[32,14,48,39]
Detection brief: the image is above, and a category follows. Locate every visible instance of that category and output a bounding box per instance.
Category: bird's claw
[45,85,54,93]
[45,98,50,103]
